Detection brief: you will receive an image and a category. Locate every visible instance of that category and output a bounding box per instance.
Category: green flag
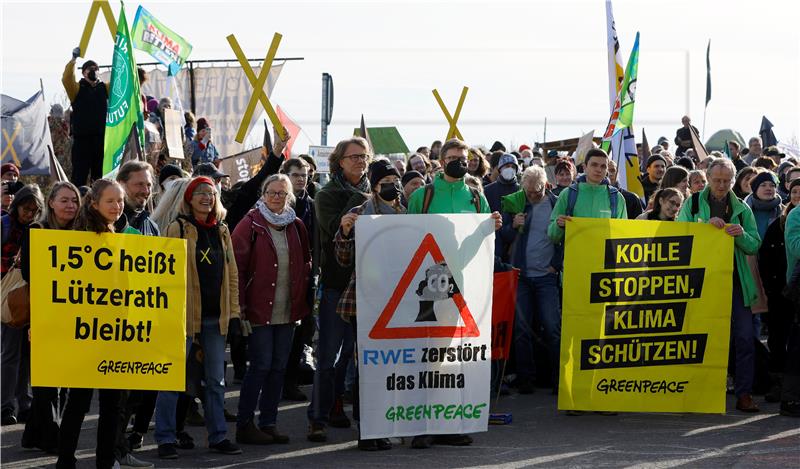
[103,3,145,177]
[601,32,640,149]
[131,6,192,76]
[616,32,639,132]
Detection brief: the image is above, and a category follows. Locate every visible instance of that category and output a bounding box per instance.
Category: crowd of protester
[0,52,799,469]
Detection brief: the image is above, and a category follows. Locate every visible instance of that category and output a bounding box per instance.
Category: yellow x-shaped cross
[78,0,117,58]
[432,86,469,141]
[199,247,212,265]
[227,33,287,144]
[1,123,22,166]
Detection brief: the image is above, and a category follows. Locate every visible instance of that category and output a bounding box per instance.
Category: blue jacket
[499,191,563,274]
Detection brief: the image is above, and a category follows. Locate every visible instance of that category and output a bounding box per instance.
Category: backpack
[565,181,619,217]
[689,192,742,224]
[421,183,482,214]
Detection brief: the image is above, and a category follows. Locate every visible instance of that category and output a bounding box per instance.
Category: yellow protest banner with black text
[559,218,733,413]
[30,230,186,391]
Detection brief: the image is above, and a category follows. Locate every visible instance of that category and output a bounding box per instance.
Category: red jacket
[231,209,311,325]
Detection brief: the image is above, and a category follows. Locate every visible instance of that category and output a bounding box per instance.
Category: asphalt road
[2,379,798,469]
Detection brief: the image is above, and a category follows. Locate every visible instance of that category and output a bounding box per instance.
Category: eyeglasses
[289,172,308,179]
[266,191,289,199]
[444,156,467,163]
[193,191,217,198]
[344,154,369,161]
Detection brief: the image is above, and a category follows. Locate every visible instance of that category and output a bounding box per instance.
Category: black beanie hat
[749,171,778,194]
[158,164,183,189]
[646,154,667,168]
[401,170,424,187]
[369,160,400,190]
[490,141,506,153]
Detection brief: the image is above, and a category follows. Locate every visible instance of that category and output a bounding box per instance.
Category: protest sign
[559,218,733,413]
[356,214,494,438]
[308,145,332,173]
[218,148,263,185]
[163,108,184,160]
[30,230,187,391]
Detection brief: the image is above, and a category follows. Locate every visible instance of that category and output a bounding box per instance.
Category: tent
[704,129,745,152]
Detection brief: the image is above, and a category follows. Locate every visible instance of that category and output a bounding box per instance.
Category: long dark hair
[8,184,44,223]
[650,187,684,221]
[74,179,123,233]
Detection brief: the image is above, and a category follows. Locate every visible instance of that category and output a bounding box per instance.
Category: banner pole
[495,359,508,406]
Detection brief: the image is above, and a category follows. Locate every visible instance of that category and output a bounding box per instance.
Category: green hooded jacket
[676,186,761,307]
[546,182,627,243]
[407,174,490,215]
[784,207,800,283]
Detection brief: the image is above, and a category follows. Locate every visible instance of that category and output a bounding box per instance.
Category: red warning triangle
[369,233,480,339]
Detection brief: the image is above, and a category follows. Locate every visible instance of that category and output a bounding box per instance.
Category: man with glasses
[308,137,371,442]
[63,47,109,186]
[280,158,316,401]
[678,158,762,413]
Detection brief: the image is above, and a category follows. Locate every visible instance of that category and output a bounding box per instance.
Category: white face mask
[501,167,517,182]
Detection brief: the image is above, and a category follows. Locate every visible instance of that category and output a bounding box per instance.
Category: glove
[72,47,81,60]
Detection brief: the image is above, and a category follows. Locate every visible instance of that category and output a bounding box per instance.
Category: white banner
[355,214,494,438]
[128,64,283,158]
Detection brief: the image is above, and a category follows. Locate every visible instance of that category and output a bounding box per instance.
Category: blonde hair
[152,178,190,229]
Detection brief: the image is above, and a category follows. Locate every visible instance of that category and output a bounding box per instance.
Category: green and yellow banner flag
[103,3,145,177]
[603,32,640,141]
[602,30,643,198]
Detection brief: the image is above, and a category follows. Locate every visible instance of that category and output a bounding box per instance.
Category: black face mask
[444,159,468,179]
[378,182,401,201]
[87,70,98,82]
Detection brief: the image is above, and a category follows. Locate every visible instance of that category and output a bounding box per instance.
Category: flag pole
[615,131,624,181]
[702,106,707,141]
[543,117,547,145]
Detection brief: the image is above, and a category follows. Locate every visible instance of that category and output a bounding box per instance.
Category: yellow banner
[30,230,187,391]
[559,218,733,413]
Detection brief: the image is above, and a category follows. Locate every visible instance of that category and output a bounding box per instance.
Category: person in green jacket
[406,138,500,450]
[786,204,800,285]
[676,158,762,413]
[781,206,800,417]
[547,148,627,244]
[406,139,494,216]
